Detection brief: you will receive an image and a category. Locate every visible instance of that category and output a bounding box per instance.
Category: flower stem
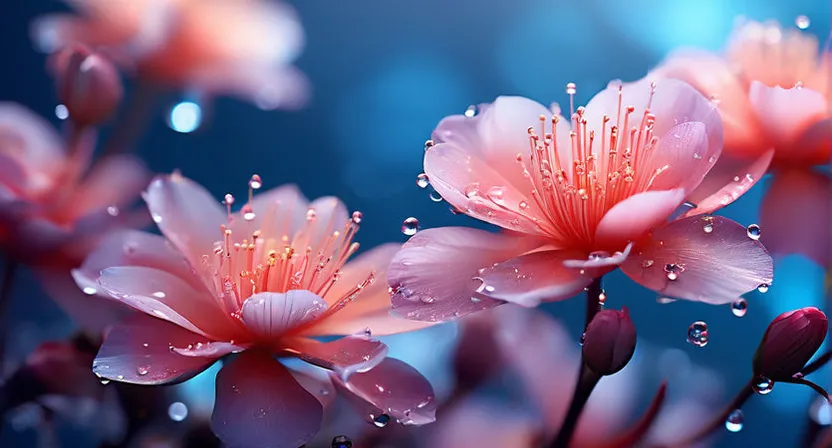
[547,276,604,448]
[0,258,19,372]
[667,379,754,447]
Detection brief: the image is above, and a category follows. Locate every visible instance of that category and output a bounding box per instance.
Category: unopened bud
[582,307,637,376]
[53,45,123,127]
[753,307,827,381]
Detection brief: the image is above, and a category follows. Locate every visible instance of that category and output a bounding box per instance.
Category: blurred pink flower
[651,19,831,267]
[389,78,773,322]
[33,0,307,109]
[76,173,436,448]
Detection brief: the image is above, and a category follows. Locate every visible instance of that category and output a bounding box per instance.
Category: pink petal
[683,149,774,216]
[478,250,593,307]
[288,364,337,408]
[0,102,65,172]
[650,49,765,155]
[64,155,149,221]
[290,196,348,253]
[562,243,633,276]
[38,268,130,336]
[388,227,542,322]
[285,335,387,380]
[305,244,435,336]
[424,143,549,235]
[748,82,828,147]
[240,290,327,339]
[584,78,723,168]
[639,122,718,194]
[212,351,322,448]
[93,313,219,385]
[760,170,831,267]
[425,397,537,448]
[594,189,686,247]
[98,266,239,339]
[0,153,27,193]
[72,230,202,295]
[172,341,249,358]
[237,183,309,243]
[143,173,226,270]
[621,215,773,304]
[332,357,436,426]
[785,117,832,166]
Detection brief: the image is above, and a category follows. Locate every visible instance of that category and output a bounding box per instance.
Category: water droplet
[136,366,149,376]
[464,105,477,118]
[657,297,676,304]
[687,321,708,347]
[731,298,748,317]
[796,15,810,29]
[55,104,69,120]
[752,376,774,395]
[518,200,528,210]
[424,139,434,151]
[703,223,714,234]
[641,260,654,268]
[242,205,255,221]
[809,395,832,425]
[249,174,263,190]
[82,286,97,295]
[402,217,419,236]
[168,101,202,134]
[351,211,363,224]
[332,435,353,448]
[224,194,235,205]
[363,327,372,337]
[565,82,577,95]
[429,189,443,202]
[416,173,430,188]
[464,183,480,198]
[579,332,586,346]
[725,409,744,432]
[664,263,683,281]
[152,291,166,299]
[372,413,390,428]
[420,296,435,304]
[306,209,317,221]
[487,186,506,205]
[588,250,610,261]
[746,224,761,240]
[168,402,188,422]
[152,213,163,223]
[99,378,110,385]
[598,291,607,305]
[757,283,770,293]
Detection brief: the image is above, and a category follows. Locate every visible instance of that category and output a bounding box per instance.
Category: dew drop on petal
[82,286,97,295]
[429,189,443,202]
[703,223,714,234]
[168,101,202,134]
[332,435,353,448]
[136,365,149,376]
[99,378,110,385]
[424,139,434,151]
[664,263,683,281]
[752,376,774,395]
[372,414,390,428]
[796,15,810,29]
[746,224,761,240]
[306,209,317,221]
[657,297,676,304]
[402,217,419,236]
[464,105,477,118]
[687,321,708,347]
[757,283,770,293]
[168,402,188,422]
[725,409,744,432]
[152,213,163,223]
[416,173,429,188]
[731,298,748,317]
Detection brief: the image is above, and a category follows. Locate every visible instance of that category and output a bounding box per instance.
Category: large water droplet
[795,15,811,29]
[731,298,748,317]
[416,173,429,188]
[565,82,577,95]
[372,413,390,428]
[332,435,353,448]
[752,376,774,395]
[725,409,744,432]
[757,283,770,293]
[168,402,188,422]
[687,321,708,347]
[746,224,761,240]
[168,101,202,134]
[402,217,419,236]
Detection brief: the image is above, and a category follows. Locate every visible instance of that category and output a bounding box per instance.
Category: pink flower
[76,173,436,448]
[651,19,831,267]
[33,0,307,109]
[389,78,773,321]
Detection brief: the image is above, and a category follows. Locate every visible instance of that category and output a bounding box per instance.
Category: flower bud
[53,44,123,127]
[582,307,637,376]
[753,307,827,381]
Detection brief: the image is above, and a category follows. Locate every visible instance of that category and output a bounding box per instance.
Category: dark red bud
[753,307,827,381]
[53,44,123,127]
[582,306,637,376]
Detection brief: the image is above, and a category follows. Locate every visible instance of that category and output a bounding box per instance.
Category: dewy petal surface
[332,357,436,426]
[93,313,219,385]
[760,169,831,267]
[748,82,828,147]
[593,189,686,248]
[478,250,592,307]
[388,227,542,322]
[684,149,774,216]
[240,290,328,340]
[143,174,226,269]
[285,335,387,380]
[212,351,322,448]
[621,215,773,304]
[98,266,238,339]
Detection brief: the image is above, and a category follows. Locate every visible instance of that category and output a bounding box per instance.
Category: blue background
[1,0,830,446]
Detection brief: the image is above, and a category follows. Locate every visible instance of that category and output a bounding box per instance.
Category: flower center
[199,175,374,318]
[517,83,666,245]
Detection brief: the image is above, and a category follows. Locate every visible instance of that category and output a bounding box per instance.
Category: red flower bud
[582,307,637,376]
[753,307,827,381]
[53,44,123,127]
